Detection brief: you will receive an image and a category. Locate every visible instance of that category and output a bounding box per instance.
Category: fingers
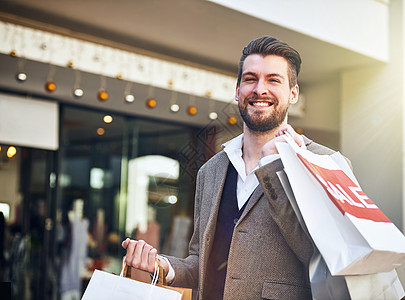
[275,125,303,147]
[156,254,170,275]
[123,239,157,273]
[121,237,130,249]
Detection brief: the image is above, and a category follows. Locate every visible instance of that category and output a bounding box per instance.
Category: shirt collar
[222,133,243,152]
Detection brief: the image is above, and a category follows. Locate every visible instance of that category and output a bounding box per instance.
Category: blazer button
[233,218,238,225]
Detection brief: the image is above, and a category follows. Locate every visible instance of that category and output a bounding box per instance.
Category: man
[122,36,336,299]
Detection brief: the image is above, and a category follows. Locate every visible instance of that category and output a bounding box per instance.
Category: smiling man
[122,36,338,300]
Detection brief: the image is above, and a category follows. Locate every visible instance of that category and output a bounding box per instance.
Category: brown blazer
[166,136,335,300]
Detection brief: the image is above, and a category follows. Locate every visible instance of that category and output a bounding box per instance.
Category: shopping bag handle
[120,256,167,285]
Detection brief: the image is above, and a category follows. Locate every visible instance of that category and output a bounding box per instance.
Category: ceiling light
[73,88,84,97]
[170,104,180,112]
[187,105,197,116]
[16,72,27,82]
[125,94,135,103]
[103,115,113,123]
[7,146,17,158]
[97,128,105,135]
[146,98,157,108]
[227,116,237,125]
[209,112,218,120]
[98,89,109,101]
[45,81,57,92]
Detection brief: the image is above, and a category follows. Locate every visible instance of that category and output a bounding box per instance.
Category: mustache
[245,95,277,103]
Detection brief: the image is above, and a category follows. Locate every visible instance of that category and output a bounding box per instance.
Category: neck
[241,122,285,174]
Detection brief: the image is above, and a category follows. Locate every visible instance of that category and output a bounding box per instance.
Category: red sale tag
[297,153,391,223]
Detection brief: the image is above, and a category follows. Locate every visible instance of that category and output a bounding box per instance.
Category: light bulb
[170,104,180,112]
[228,116,238,125]
[73,88,84,97]
[98,89,109,101]
[209,112,218,120]
[103,115,113,123]
[125,94,135,103]
[16,72,27,82]
[146,98,157,108]
[45,81,57,92]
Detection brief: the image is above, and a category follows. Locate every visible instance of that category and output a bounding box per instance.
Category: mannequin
[60,199,89,300]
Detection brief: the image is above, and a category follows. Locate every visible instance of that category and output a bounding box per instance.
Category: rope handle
[120,256,167,285]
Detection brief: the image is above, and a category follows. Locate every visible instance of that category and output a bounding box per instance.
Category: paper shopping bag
[81,269,183,300]
[278,169,405,300]
[276,137,405,276]
[119,257,192,300]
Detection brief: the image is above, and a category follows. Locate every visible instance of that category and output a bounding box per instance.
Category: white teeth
[252,102,271,107]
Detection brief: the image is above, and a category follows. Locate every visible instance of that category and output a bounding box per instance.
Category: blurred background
[0,0,403,299]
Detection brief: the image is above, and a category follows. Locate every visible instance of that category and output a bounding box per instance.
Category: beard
[238,96,289,133]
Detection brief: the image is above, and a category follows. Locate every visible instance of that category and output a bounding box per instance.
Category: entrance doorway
[0,144,57,300]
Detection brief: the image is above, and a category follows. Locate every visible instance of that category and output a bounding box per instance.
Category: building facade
[0,0,403,299]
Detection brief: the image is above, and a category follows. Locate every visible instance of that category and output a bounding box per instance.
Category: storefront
[0,93,226,299]
[0,20,241,298]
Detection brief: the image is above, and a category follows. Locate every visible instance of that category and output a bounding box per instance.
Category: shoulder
[198,151,228,175]
[303,135,352,168]
[302,135,336,155]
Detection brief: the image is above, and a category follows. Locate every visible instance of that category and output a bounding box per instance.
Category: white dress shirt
[222,134,279,209]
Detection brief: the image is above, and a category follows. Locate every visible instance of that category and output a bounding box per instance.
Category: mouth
[248,100,274,107]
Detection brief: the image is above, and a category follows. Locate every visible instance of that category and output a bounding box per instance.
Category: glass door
[57,106,208,298]
[0,144,57,300]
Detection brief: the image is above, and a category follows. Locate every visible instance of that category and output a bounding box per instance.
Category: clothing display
[60,217,89,298]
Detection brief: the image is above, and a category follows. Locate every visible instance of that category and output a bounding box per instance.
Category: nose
[253,79,268,96]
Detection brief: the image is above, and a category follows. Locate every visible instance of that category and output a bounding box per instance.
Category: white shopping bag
[81,269,182,300]
[278,169,405,299]
[276,136,405,276]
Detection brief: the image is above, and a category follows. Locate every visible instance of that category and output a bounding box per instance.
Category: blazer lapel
[204,153,230,238]
[200,153,229,290]
[237,184,264,224]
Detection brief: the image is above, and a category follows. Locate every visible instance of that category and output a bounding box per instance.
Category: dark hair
[237,36,301,88]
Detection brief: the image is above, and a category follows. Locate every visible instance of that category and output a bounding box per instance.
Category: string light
[16,72,27,82]
[124,82,135,103]
[208,98,217,120]
[45,64,57,92]
[125,94,135,103]
[15,58,27,82]
[169,90,179,113]
[98,89,109,101]
[103,115,113,123]
[146,98,157,108]
[96,128,105,135]
[209,112,218,120]
[187,105,197,116]
[73,88,84,97]
[170,104,180,112]
[227,115,238,125]
[45,81,57,92]
[72,69,84,98]
[7,146,17,158]
[98,76,108,101]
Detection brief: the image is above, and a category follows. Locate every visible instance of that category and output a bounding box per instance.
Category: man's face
[236,54,298,133]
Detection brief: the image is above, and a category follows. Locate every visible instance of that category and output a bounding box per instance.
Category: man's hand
[121,238,169,275]
[260,124,304,158]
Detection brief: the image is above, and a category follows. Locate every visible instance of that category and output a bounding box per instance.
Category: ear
[289,84,299,105]
[235,83,240,102]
